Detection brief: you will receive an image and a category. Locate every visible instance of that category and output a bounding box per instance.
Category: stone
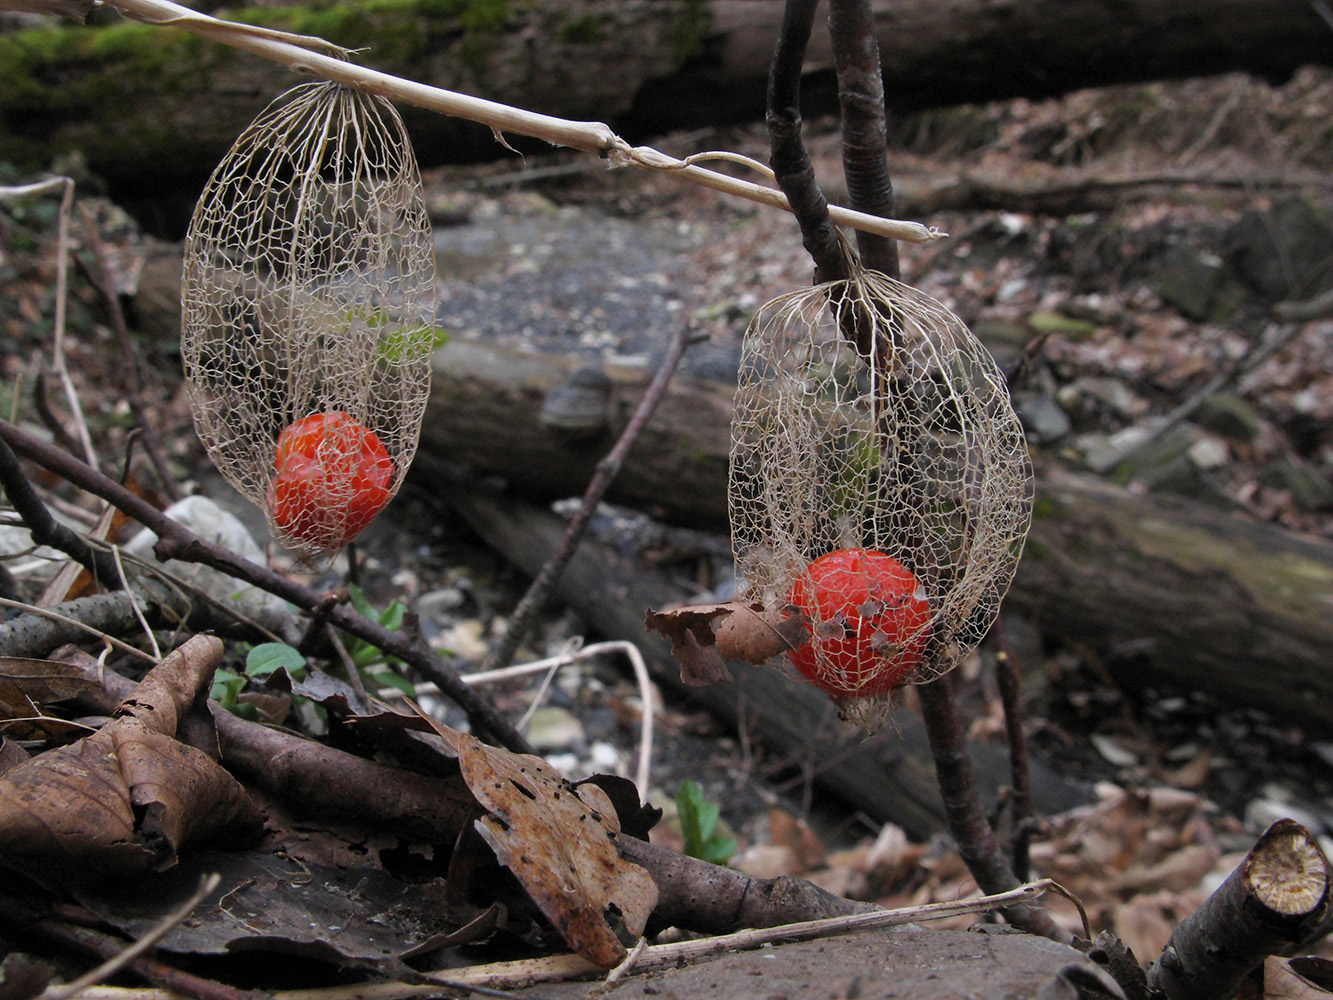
[1227,196,1333,301]
[525,705,585,750]
[1187,435,1230,471]
[973,318,1033,379]
[122,495,289,617]
[1156,243,1224,321]
[1016,393,1072,444]
[1265,456,1333,512]
[1192,393,1264,442]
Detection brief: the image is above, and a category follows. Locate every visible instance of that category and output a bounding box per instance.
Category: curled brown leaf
[644,601,809,687]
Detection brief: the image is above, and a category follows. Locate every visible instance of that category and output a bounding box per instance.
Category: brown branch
[0,432,121,590]
[828,0,899,279]
[75,204,181,503]
[917,672,1070,943]
[25,919,250,1000]
[767,0,849,284]
[615,834,875,935]
[73,659,875,935]
[0,418,534,756]
[1149,819,1331,1000]
[989,617,1034,881]
[480,321,694,675]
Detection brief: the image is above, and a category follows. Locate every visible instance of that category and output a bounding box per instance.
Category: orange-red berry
[268,411,392,549]
[786,548,931,698]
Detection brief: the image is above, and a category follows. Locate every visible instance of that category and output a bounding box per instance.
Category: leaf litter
[2,66,1333,997]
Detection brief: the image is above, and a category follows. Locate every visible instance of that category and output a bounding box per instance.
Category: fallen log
[2,0,1328,229]
[421,338,1333,735]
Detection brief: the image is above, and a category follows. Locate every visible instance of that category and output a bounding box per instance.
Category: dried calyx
[729,254,1032,727]
[181,80,436,565]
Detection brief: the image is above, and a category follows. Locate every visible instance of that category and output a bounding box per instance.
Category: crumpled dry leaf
[74,848,483,969]
[429,724,658,968]
[1267,956,1333,999]
[1028,784,1220,951]
[0,635,261,873]
[0,657,103,740]
[644,600,808,686]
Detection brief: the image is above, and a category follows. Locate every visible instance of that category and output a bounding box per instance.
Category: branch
[0,433,122,590]
[989,618,1035,881]
[1149,819,1331,1000]
[0,418,534,755]
[81,0,937,246]
[766,0,851,283]
[917,673,1071,943]
[73,658,878,936]
[828,0,899,278]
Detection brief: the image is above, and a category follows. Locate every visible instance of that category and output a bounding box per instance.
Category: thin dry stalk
[43,873,221,1000]
[54,880,1077,1000]
[96,0,939,245]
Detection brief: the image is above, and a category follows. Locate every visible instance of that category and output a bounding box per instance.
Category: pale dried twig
[59,880,1079,1000]
[42,873,221,1000]
[97,0,941,244]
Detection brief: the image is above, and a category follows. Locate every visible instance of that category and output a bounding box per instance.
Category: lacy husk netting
[181,81,435,565]
[730,263,1033,727]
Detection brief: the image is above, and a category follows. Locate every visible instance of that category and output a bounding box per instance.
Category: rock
[1028,310,1101,339]
[1227,196,1333,301]
[1187,435,1230,471]
[1244,797,1326,836]
[1264,456,1333,512]
[1156,243,1224,321]
[525,706,586,751]
[1060,376,1151,424]
[973,318,1033,379]
[122,495,288,617]
[1192,393,1264,442]
[1016,393,1072,444]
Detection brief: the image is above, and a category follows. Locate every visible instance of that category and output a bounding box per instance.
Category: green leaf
[368,670,416,697]
[210,667,245,708]
[378,597,405,631]
[245,642,307,680]
[675,780,736,867]
[348,583,376,621]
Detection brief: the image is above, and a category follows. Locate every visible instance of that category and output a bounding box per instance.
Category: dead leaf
[1267,957,1333,998]
[37,472,148,606]
[74,848,477,969]
[454,730,658,967]
[0,737,28,777]
[644,600,808,686]
[0,951,52,1000]
[0,657,102,707]
[0,657,106,740]
[0,635,261,873]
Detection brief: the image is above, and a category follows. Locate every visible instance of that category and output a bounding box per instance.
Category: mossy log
[421,338,1333,736]
[3,0,1328,230]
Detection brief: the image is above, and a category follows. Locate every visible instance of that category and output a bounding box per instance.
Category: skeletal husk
[181,80,436,565]
[729,261,1033,727]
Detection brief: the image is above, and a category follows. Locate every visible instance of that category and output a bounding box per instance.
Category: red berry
[268,411,393,549]
[786,548,931,699]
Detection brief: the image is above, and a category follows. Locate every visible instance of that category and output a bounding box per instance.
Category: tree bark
[1,0,1326,231]
[421,338,1333,736]
[1149,819,1331,1000]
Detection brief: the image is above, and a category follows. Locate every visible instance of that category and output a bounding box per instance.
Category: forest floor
[2,66,1333,995]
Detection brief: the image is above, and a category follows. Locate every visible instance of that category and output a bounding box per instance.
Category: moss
[557,12,612,45]
[663,0,708,63]
[1031,495,1062,520]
